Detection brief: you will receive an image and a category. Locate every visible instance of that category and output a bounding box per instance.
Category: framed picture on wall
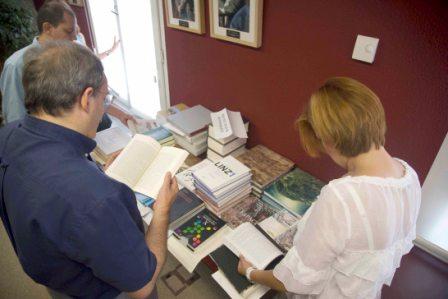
[165,0,205,34]
[209,0,263,48]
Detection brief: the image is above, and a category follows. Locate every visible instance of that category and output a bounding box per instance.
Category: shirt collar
[32,37,40,47]
[22,115,97,155]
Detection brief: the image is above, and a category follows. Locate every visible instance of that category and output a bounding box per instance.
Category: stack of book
[192,156,252,215]
[142,126,174,146]
[92,126,131,165]
[206,119,249,162]
[237,145,294,198]
[156,102,189,125]
[262,167,325,217]
[166,105,212,156]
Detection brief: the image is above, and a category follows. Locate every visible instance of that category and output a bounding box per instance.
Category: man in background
[0,40,176,298]
[0,1,133,128]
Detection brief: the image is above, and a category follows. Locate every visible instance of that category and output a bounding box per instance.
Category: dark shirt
[0,116,156,298]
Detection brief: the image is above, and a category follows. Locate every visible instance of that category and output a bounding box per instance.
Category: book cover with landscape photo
[264,168,325,216]
[237,145,294,189]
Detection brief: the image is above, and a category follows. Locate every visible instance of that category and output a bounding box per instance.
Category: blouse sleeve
[273,185,350,295]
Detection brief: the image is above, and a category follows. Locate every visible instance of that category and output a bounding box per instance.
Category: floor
[0,223,228,299]
[1,221,447,299]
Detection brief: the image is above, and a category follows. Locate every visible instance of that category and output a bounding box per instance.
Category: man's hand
[119,112,136,126]
[238,255,254,275]
[153,172,179,214]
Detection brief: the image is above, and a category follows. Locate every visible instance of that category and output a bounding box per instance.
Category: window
[86,0,168,118]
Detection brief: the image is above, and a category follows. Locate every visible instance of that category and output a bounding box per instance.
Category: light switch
[352,34,379,64]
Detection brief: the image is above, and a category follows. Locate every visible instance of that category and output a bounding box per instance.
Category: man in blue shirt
[0,2,76,124]
[0,2,134,128]
[0,41,178,298]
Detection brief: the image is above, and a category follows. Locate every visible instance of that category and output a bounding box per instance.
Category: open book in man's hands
[105,134,188,200]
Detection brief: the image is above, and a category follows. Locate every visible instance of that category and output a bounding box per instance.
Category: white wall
[416,132,448,262]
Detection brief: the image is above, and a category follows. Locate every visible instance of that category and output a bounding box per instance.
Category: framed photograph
[209,0,263,48]
[165,0,205,34]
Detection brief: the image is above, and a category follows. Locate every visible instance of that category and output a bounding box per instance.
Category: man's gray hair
[23,40,104,116]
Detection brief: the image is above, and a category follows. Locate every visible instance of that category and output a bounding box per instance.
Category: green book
[263,167,325,217]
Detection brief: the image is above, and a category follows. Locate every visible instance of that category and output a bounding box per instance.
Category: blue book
[135,192,155,207]
[143,126,172,142]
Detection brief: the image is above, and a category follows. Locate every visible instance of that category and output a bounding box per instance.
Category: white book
[225,222,283,270]
[195,174,252,199]
[207,146,247,163]
[203,185,252,208]
[173,134,207,156]
[167,105,212,136]
[94,126,131,155]
[210,108,248,139]
[173,130,208,144]
[208,137,247,156]
[208,121,249,145]
[193,156,251,192]
[175,159,213,191]
[106,134,188,199]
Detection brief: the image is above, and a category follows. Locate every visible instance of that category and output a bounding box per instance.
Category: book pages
[211,108,248,139]
[225,222,283,270]
[94,126,131,155]
[106,134,161,188]
[193,156,251,192]
[134,146,188,199]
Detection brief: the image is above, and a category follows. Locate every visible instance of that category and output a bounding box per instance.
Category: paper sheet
[212,270,270,299]
[211,109,248,139]
[94,127,131,155]
[258,216,290,239]
[127,118,157,136]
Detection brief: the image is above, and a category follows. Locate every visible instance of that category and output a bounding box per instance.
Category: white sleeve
[273,185,350,295]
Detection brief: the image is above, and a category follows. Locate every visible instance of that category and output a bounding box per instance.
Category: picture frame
[165,0,205,34]
[209,0,263,48]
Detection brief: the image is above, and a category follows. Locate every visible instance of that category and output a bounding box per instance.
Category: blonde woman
[237,77,421,298]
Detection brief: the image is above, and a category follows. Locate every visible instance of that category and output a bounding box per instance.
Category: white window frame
[85,0,170,117]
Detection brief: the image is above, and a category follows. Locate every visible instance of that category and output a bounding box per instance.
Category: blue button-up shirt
[0,38,40,124]
[0,116,156,298]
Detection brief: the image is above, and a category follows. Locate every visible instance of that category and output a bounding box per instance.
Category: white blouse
[273,159,421,299]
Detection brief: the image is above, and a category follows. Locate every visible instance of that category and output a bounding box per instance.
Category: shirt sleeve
[0,59,27,123]
[273,185,349,295]
[65,188,157,292]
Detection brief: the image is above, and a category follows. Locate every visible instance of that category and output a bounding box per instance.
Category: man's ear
[80,87,94,112]
[41,22,54,35]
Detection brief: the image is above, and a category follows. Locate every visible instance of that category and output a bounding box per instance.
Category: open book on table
[210,222,285,294]
[105,134,188,200]
[225,222,285,270]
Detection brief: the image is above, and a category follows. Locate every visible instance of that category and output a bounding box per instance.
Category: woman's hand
[238,255,254,275]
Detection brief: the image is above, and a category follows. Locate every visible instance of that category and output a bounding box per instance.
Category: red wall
[164,0,448,182]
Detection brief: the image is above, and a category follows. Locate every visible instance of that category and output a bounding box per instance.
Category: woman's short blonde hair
[296,77,386,158]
